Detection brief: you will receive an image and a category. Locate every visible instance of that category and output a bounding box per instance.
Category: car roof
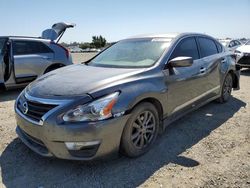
[219,39,241,42]
[127,33,180,39]
[219,39,231,42]
[125,32,216,40]
[1,36,51,42]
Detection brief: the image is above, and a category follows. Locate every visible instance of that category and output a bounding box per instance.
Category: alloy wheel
[131,111,156,149]
[223,74,233,100]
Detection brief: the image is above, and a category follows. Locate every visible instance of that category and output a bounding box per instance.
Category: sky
[0,0,250,43]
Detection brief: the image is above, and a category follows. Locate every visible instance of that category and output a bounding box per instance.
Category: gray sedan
[15,33,240,160]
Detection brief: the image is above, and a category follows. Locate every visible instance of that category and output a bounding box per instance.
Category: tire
[44,64,64,74]
[217,73,233,103]
[120,102,159,157]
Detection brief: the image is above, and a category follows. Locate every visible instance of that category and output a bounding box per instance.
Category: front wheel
[120,102,159,158]
[217,73,233,103]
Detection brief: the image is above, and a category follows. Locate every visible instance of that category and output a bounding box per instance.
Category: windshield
[0,38,7,55]
[89,38,172,68]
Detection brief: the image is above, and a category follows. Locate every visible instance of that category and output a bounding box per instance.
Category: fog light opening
[65,140,100,150]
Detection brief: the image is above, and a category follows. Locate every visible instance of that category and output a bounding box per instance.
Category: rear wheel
[217,73,233,103]
[120,102,159,157]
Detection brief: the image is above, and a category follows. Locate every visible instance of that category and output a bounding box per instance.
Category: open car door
[41,22,75,43]
[0,38,12,85]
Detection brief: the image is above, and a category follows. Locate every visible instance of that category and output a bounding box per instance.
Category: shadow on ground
[0,89,23,102]
[0,97,246,188]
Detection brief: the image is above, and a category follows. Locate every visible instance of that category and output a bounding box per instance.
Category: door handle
[200,67,206,74]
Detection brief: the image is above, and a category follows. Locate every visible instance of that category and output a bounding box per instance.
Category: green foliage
[79,42,92,49]
[91,35,107,48]
[60,35,108,49]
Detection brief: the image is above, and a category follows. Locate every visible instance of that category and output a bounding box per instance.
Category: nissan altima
[15,33,240,160]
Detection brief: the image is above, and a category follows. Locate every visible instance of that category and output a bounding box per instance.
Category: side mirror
[168,56,193,67]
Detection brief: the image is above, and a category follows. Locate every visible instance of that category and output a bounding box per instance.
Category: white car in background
[235,40,250,68]
[68,46,83,53]
[219,39,242,52]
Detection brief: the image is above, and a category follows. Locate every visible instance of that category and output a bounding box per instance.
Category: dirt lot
[70,52,97,64]
[0,53,249,188]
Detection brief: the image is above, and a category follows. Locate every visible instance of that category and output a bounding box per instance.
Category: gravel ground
[71,52,97,63]
[0,53,249,188]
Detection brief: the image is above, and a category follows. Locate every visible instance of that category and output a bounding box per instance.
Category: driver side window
[170,37,199,60]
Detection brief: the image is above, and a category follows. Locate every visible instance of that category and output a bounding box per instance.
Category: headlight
[62,92,119,122]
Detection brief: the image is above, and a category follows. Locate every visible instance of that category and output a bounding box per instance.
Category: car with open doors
[0,22,74,90]
[15,33,240,160]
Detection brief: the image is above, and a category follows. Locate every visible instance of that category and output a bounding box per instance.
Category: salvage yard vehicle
[0,22,74,90]
[68,46,84,53]
[219,39,242,52]
[235,40,250,68]
[15,33,240,160]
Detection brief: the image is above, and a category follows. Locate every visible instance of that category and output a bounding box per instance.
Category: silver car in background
[235,40,250,68]
[0,22,74,90]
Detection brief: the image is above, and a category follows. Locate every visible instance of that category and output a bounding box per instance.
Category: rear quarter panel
[219,50,240,90]
[48,43,73,65]
[0,55,4,84]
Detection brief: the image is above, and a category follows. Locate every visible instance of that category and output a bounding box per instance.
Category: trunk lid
[41,22,75,42]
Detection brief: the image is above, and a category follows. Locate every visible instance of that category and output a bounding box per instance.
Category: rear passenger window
[170,37,199,60]
[13,40,53,55]
[215,41,223,53]
[198,37,218,58]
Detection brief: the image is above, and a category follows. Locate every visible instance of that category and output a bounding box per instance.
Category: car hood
[27,64,144,98]
[237,45,250,53]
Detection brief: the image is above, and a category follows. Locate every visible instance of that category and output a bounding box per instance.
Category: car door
[165,36,209,116]
[0,38,9,84]
[197,37,221,98]
[12,40,54,83]
[0,38,6,84]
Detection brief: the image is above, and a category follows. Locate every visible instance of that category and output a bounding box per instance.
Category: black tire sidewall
[219,73,233,103]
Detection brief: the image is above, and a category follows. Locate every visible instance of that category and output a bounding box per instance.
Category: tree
[91,35,107,48]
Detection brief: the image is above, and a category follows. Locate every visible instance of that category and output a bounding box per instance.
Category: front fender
[90,72,168,117]
[114,81,167,115]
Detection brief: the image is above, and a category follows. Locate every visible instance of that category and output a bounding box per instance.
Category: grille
[17,95,57,122]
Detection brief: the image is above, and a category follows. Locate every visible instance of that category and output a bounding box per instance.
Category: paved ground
[0,53,249,188]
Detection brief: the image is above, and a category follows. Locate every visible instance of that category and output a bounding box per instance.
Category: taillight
[50,41,69,59]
